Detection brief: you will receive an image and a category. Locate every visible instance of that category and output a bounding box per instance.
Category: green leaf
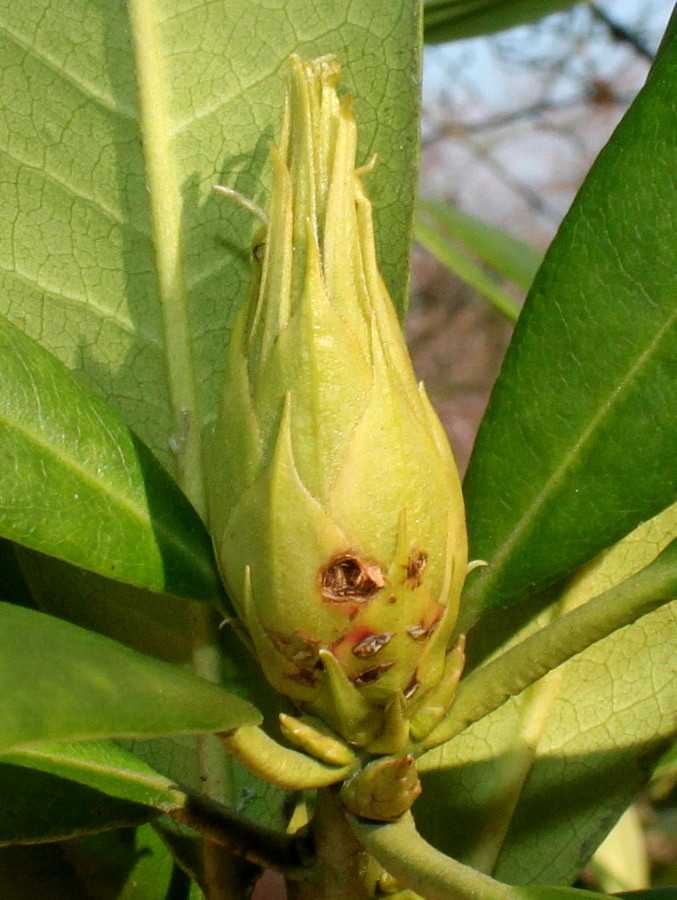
[420,531,677,751]
[514,890,615,900]
[0,314,221,601]
[0,603,261,754]
[423,0,581,43]
[616,891,677,900]
[13,549,291,831]
[0,827,181,900]
[14,546,280,714]
[416,506,677,885]
[0,539,34,607]
[14,552,293,845]
[16,547,211,664]
[0,756,184,900]
[4,740,184,810]
[461,11,677,622]
[0,764,155,846]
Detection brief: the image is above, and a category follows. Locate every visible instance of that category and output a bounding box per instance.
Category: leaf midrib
[126,0,207,515]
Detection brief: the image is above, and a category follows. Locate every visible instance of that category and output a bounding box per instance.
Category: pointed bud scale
[340,755,422,822]
[209,56,468,749]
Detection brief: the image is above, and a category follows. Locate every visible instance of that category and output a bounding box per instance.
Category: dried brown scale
[268,631,323,685]
[403,673,421,700]
[405,552,428,587]
[287,670,323,687]
[406,622,439,642]
[351,662,395,687]
[351,632,394,658]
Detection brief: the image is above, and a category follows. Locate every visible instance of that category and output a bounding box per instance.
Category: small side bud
[340,756,422,822]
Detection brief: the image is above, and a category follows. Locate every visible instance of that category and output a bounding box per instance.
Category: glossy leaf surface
[0,314,220,601]
[462,13,677,623]
[0,603,260,754]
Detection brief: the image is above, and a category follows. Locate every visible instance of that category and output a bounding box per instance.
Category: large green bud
[209,56,467,751]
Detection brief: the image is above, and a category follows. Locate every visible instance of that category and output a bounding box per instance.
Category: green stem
[349,814,613,900]
[420,541,677,753]
[349,812,514,900]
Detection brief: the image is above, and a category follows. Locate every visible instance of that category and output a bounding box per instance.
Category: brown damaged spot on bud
[352,662,395,687]
[319,553,387,604]
[352,632,394,658]
[404,551,428,588]
[268,631,323,686]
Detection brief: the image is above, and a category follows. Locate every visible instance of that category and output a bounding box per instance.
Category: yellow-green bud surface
[209,56,467,749]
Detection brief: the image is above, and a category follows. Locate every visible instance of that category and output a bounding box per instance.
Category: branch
[590,5,655,63]
[168,790,313,879]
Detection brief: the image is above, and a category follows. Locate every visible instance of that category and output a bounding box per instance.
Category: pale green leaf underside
[0,0,419,481]
[417,506,677,884]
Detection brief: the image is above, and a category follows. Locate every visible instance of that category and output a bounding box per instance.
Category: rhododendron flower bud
[209,56,468,750]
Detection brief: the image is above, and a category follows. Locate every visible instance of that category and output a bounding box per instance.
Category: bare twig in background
[590,4,655,62]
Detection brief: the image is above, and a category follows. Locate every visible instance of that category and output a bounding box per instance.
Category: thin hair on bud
[213,184,269,225]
